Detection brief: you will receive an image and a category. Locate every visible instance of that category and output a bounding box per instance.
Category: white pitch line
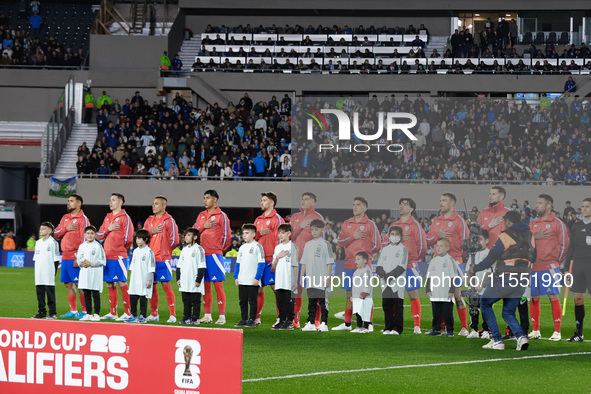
[242,352,591,383]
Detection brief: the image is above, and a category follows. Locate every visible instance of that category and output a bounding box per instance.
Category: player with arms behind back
[193,190,231,325]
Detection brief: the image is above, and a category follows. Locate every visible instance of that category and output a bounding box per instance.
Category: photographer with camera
[469,210,535,351]
[478,186,529,340]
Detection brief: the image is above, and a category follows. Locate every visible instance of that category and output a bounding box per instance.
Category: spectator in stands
[97,91,112,111]
[172,54,183,74]
[160,51,171,74]
[565,76,576,93]
[411,35,425,49]
[130,91,144,105]
[96,109,107,135]
[29,11,42,38]
[2,230,15,250]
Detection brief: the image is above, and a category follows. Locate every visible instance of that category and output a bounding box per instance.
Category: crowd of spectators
[77,91,293,181]
[193,56,591,74]
[291,93,591,186]
[77,90,591,187]
[189,23,591,74]
[0,5,86,67]
[203,23,430,36]
[192,23,432,73]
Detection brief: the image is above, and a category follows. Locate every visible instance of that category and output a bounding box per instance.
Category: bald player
[144,196,179,323]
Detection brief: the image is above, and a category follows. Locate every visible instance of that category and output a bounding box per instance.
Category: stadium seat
[558,32,569,45]
[534,32,545,45]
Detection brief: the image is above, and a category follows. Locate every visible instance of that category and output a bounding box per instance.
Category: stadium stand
[0,2,95,67]
[74,89,591,186]
[182,25,591,75]
[77,91,293,181]
[292,94,591,185]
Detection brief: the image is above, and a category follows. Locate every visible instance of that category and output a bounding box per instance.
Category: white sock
[204,313,212,319]
[219,315,225,318]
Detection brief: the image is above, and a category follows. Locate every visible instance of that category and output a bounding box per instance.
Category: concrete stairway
[178,36,202,72]
[424,35,449,58]
[54,123,97,178]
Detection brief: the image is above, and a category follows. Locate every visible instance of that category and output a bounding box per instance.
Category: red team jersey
[144,212,179,261]
[97,209,134,260]
[529,212,569,272]
[477,201,510,248]
[193,207,231,256]
[426,210,468,262]
[337,215,381,269]
[53,210,90,260]
[384,216,427,268]
[290,207,324,260]
[255,209,284,262]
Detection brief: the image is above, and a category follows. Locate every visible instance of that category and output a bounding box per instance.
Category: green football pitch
[1,267,589,393]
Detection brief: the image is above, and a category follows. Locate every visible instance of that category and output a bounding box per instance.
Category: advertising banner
[0,318,242,393]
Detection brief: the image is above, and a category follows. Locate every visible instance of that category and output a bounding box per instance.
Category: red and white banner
[0,318,242,393]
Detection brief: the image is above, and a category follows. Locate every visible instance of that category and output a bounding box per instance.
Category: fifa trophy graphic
[183,346,193,376]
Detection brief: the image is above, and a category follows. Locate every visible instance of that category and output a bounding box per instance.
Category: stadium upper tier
[0,2,94,67]
[190,30,591,75]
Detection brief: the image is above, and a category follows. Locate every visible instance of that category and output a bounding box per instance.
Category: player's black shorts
[571,263,591,294]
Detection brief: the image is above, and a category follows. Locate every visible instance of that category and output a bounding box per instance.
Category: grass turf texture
[1,267,589,393]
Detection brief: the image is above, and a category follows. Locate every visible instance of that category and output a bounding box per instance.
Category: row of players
[31,188,591,346]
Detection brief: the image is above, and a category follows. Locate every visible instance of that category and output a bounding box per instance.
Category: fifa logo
[306,109,417,153]
[175,339,201,389]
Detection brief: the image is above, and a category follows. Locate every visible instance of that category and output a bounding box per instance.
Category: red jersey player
[290,192,324,328]
[477,186,510,248]
[426,192,469,335]
[97,193,134,321]
[54,194,90,319]
[254,191,284,326]
[193,190,231,325]
[333,197,381,331]
[144,196,179,323]
[384,198,427,334]
[528,194,569,341]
